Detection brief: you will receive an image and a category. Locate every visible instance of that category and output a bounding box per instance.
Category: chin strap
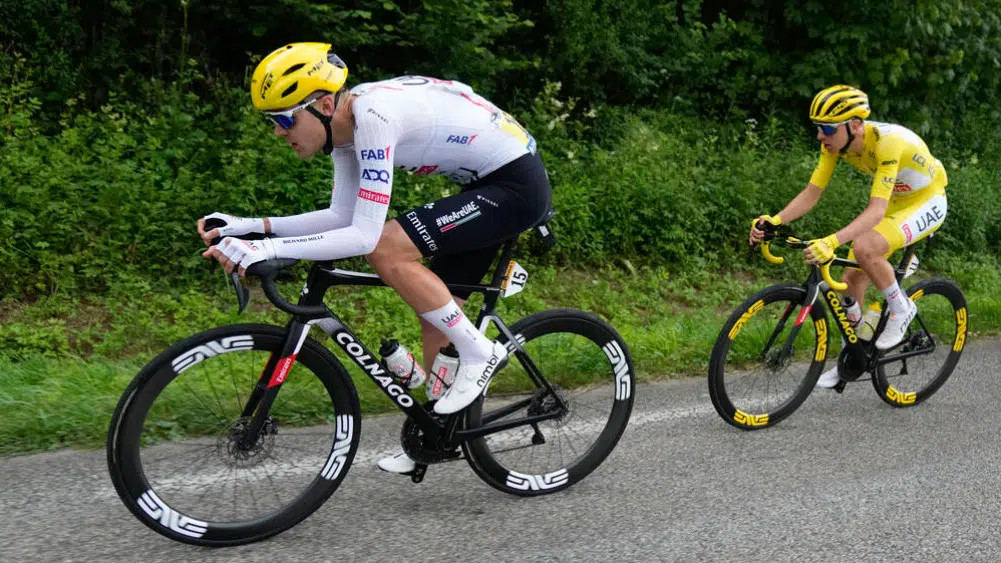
[304,105,334,155]
[838,119,859,155]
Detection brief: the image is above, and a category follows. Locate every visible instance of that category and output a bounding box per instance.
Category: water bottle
[857,302,882,342]
[379,339,426,389]
[427,344,460,401]
[841,294,862,326]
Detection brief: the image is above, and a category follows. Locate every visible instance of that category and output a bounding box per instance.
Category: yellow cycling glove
[750,214,782,231]
[749,214,781,246]
[806,233,840,264]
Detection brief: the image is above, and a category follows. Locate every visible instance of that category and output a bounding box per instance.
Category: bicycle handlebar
[756,224,848,292]
[202,217,329,317]
[243,259,330,317]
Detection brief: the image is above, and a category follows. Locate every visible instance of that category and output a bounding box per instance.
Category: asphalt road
[3,338,999,562]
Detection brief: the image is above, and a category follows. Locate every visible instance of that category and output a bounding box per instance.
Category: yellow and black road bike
[709,223,967,430]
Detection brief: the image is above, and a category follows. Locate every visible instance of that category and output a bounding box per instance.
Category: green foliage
[0,53,42,140]
[3,0,1001,455]
[534,104,1001,272]
[3,68,1000,299]
[8,0,1001,134]
[0,0,534,126]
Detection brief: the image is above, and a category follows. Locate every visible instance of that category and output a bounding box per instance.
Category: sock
[420,300,493,362]
[881,281,910,315]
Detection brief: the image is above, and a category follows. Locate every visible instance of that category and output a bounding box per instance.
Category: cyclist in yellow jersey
[749,85,948,388]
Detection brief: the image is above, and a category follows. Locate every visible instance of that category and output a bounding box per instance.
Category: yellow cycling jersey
[808,121,947,200]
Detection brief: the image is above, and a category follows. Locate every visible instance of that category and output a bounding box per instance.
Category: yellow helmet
[250,42,348,111]
[809,85,870,123]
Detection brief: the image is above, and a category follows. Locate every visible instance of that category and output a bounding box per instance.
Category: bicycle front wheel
[107,324,361,546]
[709,283,829,430]
[872,278,967,407]
[462,309,635,496]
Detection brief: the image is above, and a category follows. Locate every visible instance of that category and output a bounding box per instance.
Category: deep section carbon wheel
[709,283,828,430]
[872,278,967,407]
[107,324,360,546]
[462,309,634,495]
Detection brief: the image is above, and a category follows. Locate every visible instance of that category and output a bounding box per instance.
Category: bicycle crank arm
[410,463,428,484]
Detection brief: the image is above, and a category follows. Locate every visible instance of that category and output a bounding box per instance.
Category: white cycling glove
[202,212,266,237]
[218,237,277,271]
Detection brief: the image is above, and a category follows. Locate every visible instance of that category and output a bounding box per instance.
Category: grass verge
[2,257,999,455]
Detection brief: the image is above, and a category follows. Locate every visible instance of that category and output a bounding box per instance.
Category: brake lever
[229,272,251,314]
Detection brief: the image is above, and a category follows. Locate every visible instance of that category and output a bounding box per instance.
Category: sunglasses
[262,98,317,129]
[815,121,846,136]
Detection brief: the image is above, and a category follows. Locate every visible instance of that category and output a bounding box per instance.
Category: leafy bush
[3,66,999,300]
[3,0,1000,300]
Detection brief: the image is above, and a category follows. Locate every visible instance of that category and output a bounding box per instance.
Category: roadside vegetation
[3,0,1000,454]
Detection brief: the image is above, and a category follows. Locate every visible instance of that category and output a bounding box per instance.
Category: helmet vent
[282,63,306,76]
[281,83,298,98]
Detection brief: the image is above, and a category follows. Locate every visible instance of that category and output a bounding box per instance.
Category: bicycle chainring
[400,403,461,464]
[837,348,868,381]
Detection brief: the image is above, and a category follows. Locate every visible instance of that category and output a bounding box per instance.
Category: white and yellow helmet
[250,42,348,111]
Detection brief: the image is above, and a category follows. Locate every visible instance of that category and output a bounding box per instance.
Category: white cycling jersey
[265,76,537,261]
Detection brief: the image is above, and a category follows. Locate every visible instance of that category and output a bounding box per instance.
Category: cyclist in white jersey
[198,43,551,475]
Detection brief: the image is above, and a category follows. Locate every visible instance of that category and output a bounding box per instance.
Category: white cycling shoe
[875,299,917,351]
[816,366,841,389]
[433,341,508,415]
[377,451,417,474]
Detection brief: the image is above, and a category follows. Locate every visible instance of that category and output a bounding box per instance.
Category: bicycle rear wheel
[872,278,967,407]
[462,309,634,496]
[107,324,360,546]
[709,283,829,430]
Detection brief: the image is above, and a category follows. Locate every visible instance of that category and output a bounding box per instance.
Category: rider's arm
[824,141,898,244]
[264,96,400,261]
[267,148,360,236]
[822,135,906,245]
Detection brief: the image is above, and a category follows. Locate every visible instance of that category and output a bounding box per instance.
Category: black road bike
[107,216,634,546]
[709,225,967,430]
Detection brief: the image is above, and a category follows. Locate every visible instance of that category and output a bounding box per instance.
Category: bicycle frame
[761,236,936,385]
[235,236,567,451]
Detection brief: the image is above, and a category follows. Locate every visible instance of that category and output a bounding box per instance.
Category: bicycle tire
[872,278,967,407]
[461,309,634,496]
[107,324,361,546]
[709,283,829,430]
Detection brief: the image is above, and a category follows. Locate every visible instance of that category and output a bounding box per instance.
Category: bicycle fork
[758,274,826,370]
[237,320,312,450]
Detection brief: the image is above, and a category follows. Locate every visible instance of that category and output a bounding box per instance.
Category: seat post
[487,239,518,289]
[477,239,518,318]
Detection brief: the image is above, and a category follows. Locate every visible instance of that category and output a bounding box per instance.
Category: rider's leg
[387,154,549,419]
[366,221,495,362]
[374,154,550,471]
[419,312,455,373]
[842,267,869,305]
[817,237,885,388]
[852,230,901,308]
[419,245,500,371]
[854,228,917,350]
[369,224,503,474]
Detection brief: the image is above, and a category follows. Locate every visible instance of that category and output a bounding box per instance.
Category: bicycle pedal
[410,463,428,484]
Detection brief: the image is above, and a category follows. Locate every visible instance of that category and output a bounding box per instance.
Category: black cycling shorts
[397,151,551,299]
